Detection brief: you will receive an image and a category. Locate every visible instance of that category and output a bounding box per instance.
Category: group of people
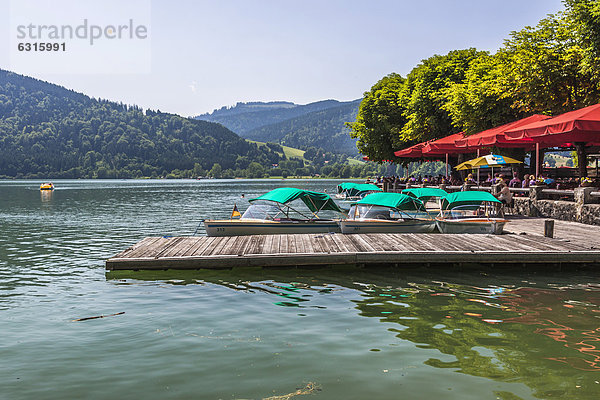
[463,173,513,205]
[373,172,599,193]
[466,172,599,190]
[374,175,462,186]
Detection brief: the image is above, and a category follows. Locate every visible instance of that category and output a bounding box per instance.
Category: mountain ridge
[195,99,354,135]
[0,69,281,178]
[195,98,361,154]
[244,99,361,154]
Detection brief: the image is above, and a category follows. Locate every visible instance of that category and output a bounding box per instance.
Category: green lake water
[1,179,599,399]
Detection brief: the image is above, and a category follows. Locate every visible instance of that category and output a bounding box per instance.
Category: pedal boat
[339,192,436,234]
[203,187,345,237]
[40,182,54,191]
[334,182,382,201]
[401,187,448,217]
[435,191,508,234]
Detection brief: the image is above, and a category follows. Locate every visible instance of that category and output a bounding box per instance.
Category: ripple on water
[2,180,600,400]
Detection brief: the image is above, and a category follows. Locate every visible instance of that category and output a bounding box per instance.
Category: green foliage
[246,162,265,178]
[0,70,282,178]
[348,50,483,162]
[208,163,222,178]
[564,0,600,85]
[444,53,525,135]
[400,48,484,142]
[350,1,600,158]
[347,73,406,162]
[498,10,600,114]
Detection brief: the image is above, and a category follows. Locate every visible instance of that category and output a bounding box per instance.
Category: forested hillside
[0,70,281,178]
[195,99,350,136]
[243,99,361,154]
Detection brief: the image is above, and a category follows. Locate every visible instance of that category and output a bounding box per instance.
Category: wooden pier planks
[106,219,600,271]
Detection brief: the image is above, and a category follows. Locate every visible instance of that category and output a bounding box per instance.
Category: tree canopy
[347,73,406,162]
[350,0,600,160]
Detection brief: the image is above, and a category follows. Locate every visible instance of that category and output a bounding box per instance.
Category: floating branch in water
[72,312,125,322]
[263,382,320,400]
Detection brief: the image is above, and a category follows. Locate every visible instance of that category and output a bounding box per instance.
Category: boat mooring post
[544,219,554,238]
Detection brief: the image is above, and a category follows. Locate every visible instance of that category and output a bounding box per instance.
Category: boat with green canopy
[335,182,382,200]
[435,191,507,234]
[401,187,448,216]
[203,187,345,236]
[401,187,448,202]
[340,192,436,234]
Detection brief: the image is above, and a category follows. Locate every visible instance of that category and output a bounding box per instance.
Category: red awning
[505,104,600,145]
[455,115,549,150]
[394,132,481,158]
[394,142,428,157]
[421,132,474,155]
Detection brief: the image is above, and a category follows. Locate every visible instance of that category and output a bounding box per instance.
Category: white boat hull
[435,218,507,234]
[339,219,437,234]
[204,219,341,236]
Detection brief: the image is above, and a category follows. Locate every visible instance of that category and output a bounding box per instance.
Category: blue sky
[0,0,564,116]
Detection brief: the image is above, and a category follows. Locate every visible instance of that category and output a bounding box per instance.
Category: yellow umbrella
[455,154,522,171]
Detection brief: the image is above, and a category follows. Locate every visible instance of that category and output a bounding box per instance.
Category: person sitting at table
[509,173,521,188]
[528,175,537,186]
[522,174,530,188]
[465,173,475,184]
[496,179,513,208]
[485,173,493,185]
[543,176,556,188]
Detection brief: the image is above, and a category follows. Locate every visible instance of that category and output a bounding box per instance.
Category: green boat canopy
[401,187,448,202]
[441,191,501,210]
[337,182,382,197]
[355,192,426,211]
[249,187,343,213]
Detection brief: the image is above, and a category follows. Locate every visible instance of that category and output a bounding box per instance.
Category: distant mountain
[195,99,351,135]
[195,99,361,154]
[0,70,280,178]
[204,101,296,119]
[244,99,361,154]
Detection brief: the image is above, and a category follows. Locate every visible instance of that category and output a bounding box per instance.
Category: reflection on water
[40,189,53,202]
[108,267,600,399]
[2,180,600,400]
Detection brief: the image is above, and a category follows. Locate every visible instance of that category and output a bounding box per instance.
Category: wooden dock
[105,217,600,270]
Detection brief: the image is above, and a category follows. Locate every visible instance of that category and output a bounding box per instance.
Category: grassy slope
[247,139,364,167]
[247,140,306,160]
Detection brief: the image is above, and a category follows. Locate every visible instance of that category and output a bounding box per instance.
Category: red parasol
[421,132,474,155]
[504,104,600,146]
[394,142,428,157]
[455,115,550,150]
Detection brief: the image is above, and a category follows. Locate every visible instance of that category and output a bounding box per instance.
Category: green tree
[208,163,222,178]
[339,165,351,179]
[193,162,205,177]
[444,53,525,135]
[498,11,600,114]
[564,0,600,85]
[399,48,484,142]
[246,162,265,178]
[347,73,406,162]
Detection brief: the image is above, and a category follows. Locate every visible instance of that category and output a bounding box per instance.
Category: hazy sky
[0,0,565,116]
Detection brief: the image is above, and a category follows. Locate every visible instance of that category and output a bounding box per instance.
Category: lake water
[1,179,599,400]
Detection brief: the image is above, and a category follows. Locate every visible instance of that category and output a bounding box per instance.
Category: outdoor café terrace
[389,104,600,225]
